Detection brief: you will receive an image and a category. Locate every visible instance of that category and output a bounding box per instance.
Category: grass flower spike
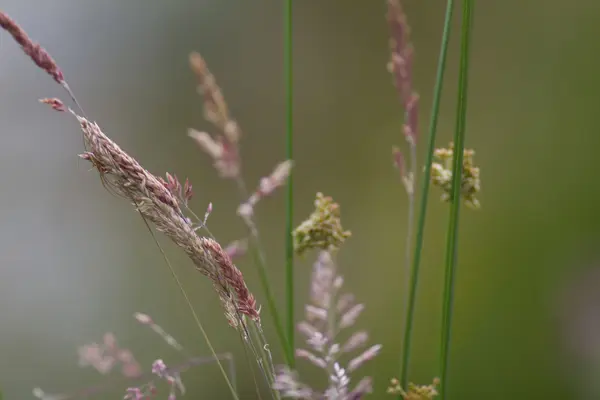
[293,193,352,256]
[77,333,141,378]
[73,115,259,326]
[387,0,419,145]
[387,378,440,399]
[0,12,64,84]
[431,143,481,209]
[237,160,294,224]
[188,52,242,178]
[274,251,380,399]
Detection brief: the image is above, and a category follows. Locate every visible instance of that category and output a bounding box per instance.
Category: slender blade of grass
[233,178,291,365]
[400,0,455,389]
[249,320,282,400]
[284,0,296,368]
[249,237,293,365]
[439,0,474,398]
[135,210,240,400]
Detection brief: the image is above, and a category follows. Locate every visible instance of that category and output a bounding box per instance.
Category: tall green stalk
[284,0,296,367]
[234,178,292,365]
[249,237,292,365]
[400,0,455,389]
[439,0,474,398]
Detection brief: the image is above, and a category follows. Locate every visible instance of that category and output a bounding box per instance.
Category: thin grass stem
[400,0,455,389]
[249,237,293,365]
[402,141,417,316]
[284,0,296,368]
[234,177,293,365]
[136,212,239,400]
[37,354,235,400]
[249,320,282,400]
[439,0,474,398]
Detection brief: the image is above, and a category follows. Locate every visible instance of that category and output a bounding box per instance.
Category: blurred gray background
[2,0,600,398]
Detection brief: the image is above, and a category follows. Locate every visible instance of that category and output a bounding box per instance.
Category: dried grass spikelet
[237,160,294,224]
[188,128,240,179]
[0,11,64,84]
[188,52,242,178]
[189,52,239,140]
[0,7,258,328]
[387,0,420,197]
[74,114,259,326]
[386,0,415,111]
[39,97,66,112]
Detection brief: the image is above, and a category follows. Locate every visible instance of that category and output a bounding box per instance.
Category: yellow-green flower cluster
[293,193,351,255]
[431,143,481,209]
[387,378,440,399]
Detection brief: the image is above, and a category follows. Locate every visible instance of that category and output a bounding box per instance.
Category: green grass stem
[248,237,293,365]
[400,0,456,389]
[439,0,474,398]
[284,0,295,368]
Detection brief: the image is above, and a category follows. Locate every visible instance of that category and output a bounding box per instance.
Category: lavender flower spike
[274,251,381,399]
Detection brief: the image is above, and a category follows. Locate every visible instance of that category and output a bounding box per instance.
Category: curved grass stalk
[400,0,456,389]
[250,234,293,365]
[137,212,240,400]
[235,177,293,366]
[187,202,282,397]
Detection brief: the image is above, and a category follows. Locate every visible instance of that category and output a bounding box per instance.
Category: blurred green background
[1,0,600,398]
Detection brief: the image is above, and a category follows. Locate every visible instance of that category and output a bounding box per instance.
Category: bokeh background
[1,0,600,398]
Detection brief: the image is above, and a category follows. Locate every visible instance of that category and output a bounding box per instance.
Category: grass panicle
[273,251,380,399]
[386,1,420,388]
[0,11,269,399]
[0,11,64,84]
[188,52,293,366]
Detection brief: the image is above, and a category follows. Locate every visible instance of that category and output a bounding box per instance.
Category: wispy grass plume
[75,116,259,325]
[0,11,64,83]
[273,251,380,399]
[187,51,293,366]
[274,194,377,399]
[386,1,420,388]
[387,0,420,288]
[0,11,254,398]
